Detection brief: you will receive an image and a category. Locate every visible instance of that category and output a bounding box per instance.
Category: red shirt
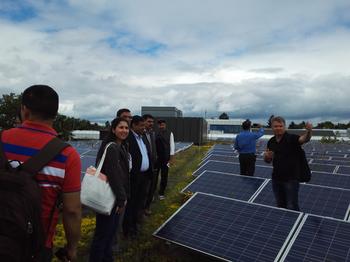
[2,121,81,248]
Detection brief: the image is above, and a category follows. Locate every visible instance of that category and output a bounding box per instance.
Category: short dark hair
[131,115,144,126]
[242,119,251,130]
[21,85,59,119]
[271,116,286,126]
[157,119,166,124]
[116,108,131,117]
[142,114,154,120]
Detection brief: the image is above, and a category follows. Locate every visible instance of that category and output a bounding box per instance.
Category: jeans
[238,153,256,176]
[272,179,300,211]
[89,207,120,262]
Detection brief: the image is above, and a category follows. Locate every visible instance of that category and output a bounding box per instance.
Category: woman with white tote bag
[89,117,130,262]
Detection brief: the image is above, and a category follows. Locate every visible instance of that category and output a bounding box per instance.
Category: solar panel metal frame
[279,214,350,262]
[153,192,304,262]
[181,170,269,201]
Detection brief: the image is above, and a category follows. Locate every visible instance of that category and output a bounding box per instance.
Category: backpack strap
[0,131,9,169]
[21,137,70,175]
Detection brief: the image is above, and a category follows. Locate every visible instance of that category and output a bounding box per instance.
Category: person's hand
[264,149,273,163]
[305,122,312,131]
[116,205,125,214]
[66,246,77,261]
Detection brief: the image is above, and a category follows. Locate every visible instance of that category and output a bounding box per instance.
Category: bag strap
[95,142,115,177]
[21,137,70,176]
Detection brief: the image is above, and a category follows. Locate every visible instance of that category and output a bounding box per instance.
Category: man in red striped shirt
[1,85,81,261]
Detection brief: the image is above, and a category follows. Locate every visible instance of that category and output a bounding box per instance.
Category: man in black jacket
[155,120,175,200]
[122,116,152,237]
[143,114,157,215]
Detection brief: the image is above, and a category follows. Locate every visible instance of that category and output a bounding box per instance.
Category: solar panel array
[154,193,303,262]
[154,142,350,261]
[70,140,193,177]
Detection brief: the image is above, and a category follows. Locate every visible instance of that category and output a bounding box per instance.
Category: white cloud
[0,0,350,123]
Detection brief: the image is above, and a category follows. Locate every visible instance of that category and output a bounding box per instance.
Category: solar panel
[193,160,273,179]
[309,163,336,173]
[154,193,303,262]
[337,166,350,175]
[206,150,235,157]
[312,159,350,166]
[193,161,241,176]
[200,155,269,167]
[308,172,350,190]
[253,181,350,220]
[182,171,267,201]
[281,215,350,262]
[199,155,238,167]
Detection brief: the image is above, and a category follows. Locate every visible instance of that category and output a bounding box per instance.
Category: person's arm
[169,132,175,164]
[62,192,81,261]
[61,149,82,261]
[298,122,312,145]
[263,139,273,163]
[234,135,239,151]
[104,145,127,212]
[255,126,264,139]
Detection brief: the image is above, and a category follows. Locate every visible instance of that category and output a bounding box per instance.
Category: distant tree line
[0,92,103,140]
[218,113,350,130]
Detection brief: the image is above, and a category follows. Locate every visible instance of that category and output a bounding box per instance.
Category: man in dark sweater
[264,116,312,211]
[155,120,175,200]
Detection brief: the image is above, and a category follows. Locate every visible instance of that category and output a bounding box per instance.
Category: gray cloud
[0,1,350,124]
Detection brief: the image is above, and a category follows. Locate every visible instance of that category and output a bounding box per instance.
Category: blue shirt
[132,131,150,172]
[234,128,264,154]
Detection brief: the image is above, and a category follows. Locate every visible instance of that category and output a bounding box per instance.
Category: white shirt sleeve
[170,132,175,156]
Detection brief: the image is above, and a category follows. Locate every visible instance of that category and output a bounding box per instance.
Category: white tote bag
[81,142,116,215]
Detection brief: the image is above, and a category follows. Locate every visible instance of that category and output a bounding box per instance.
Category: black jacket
[127,131,151,175]
[96,142,130,207]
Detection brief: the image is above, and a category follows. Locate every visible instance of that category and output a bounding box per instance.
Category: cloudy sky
[1,0,349,124]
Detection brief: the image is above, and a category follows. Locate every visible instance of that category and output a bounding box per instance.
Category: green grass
[115,145,211,262]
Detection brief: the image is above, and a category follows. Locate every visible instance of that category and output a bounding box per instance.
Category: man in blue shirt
[234,120,264,176]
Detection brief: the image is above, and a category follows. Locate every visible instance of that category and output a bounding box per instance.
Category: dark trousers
[272,179,300,211]
[123,171,150,236]
[89,207,120,262]
[239,153,256,176]
[156,162,169,195]
[37,247,53,262]
[145,169,158,209]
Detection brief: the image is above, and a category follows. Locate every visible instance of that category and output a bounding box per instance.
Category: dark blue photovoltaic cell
[253,181,350,220]
[154,193,301,262]
[308,172,350,190]
[309,163,336,173]
[337,166,350,175]
[182,171,266,200]
[284,215,350,262]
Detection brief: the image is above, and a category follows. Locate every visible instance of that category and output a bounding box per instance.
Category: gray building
[141,106,183,117]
